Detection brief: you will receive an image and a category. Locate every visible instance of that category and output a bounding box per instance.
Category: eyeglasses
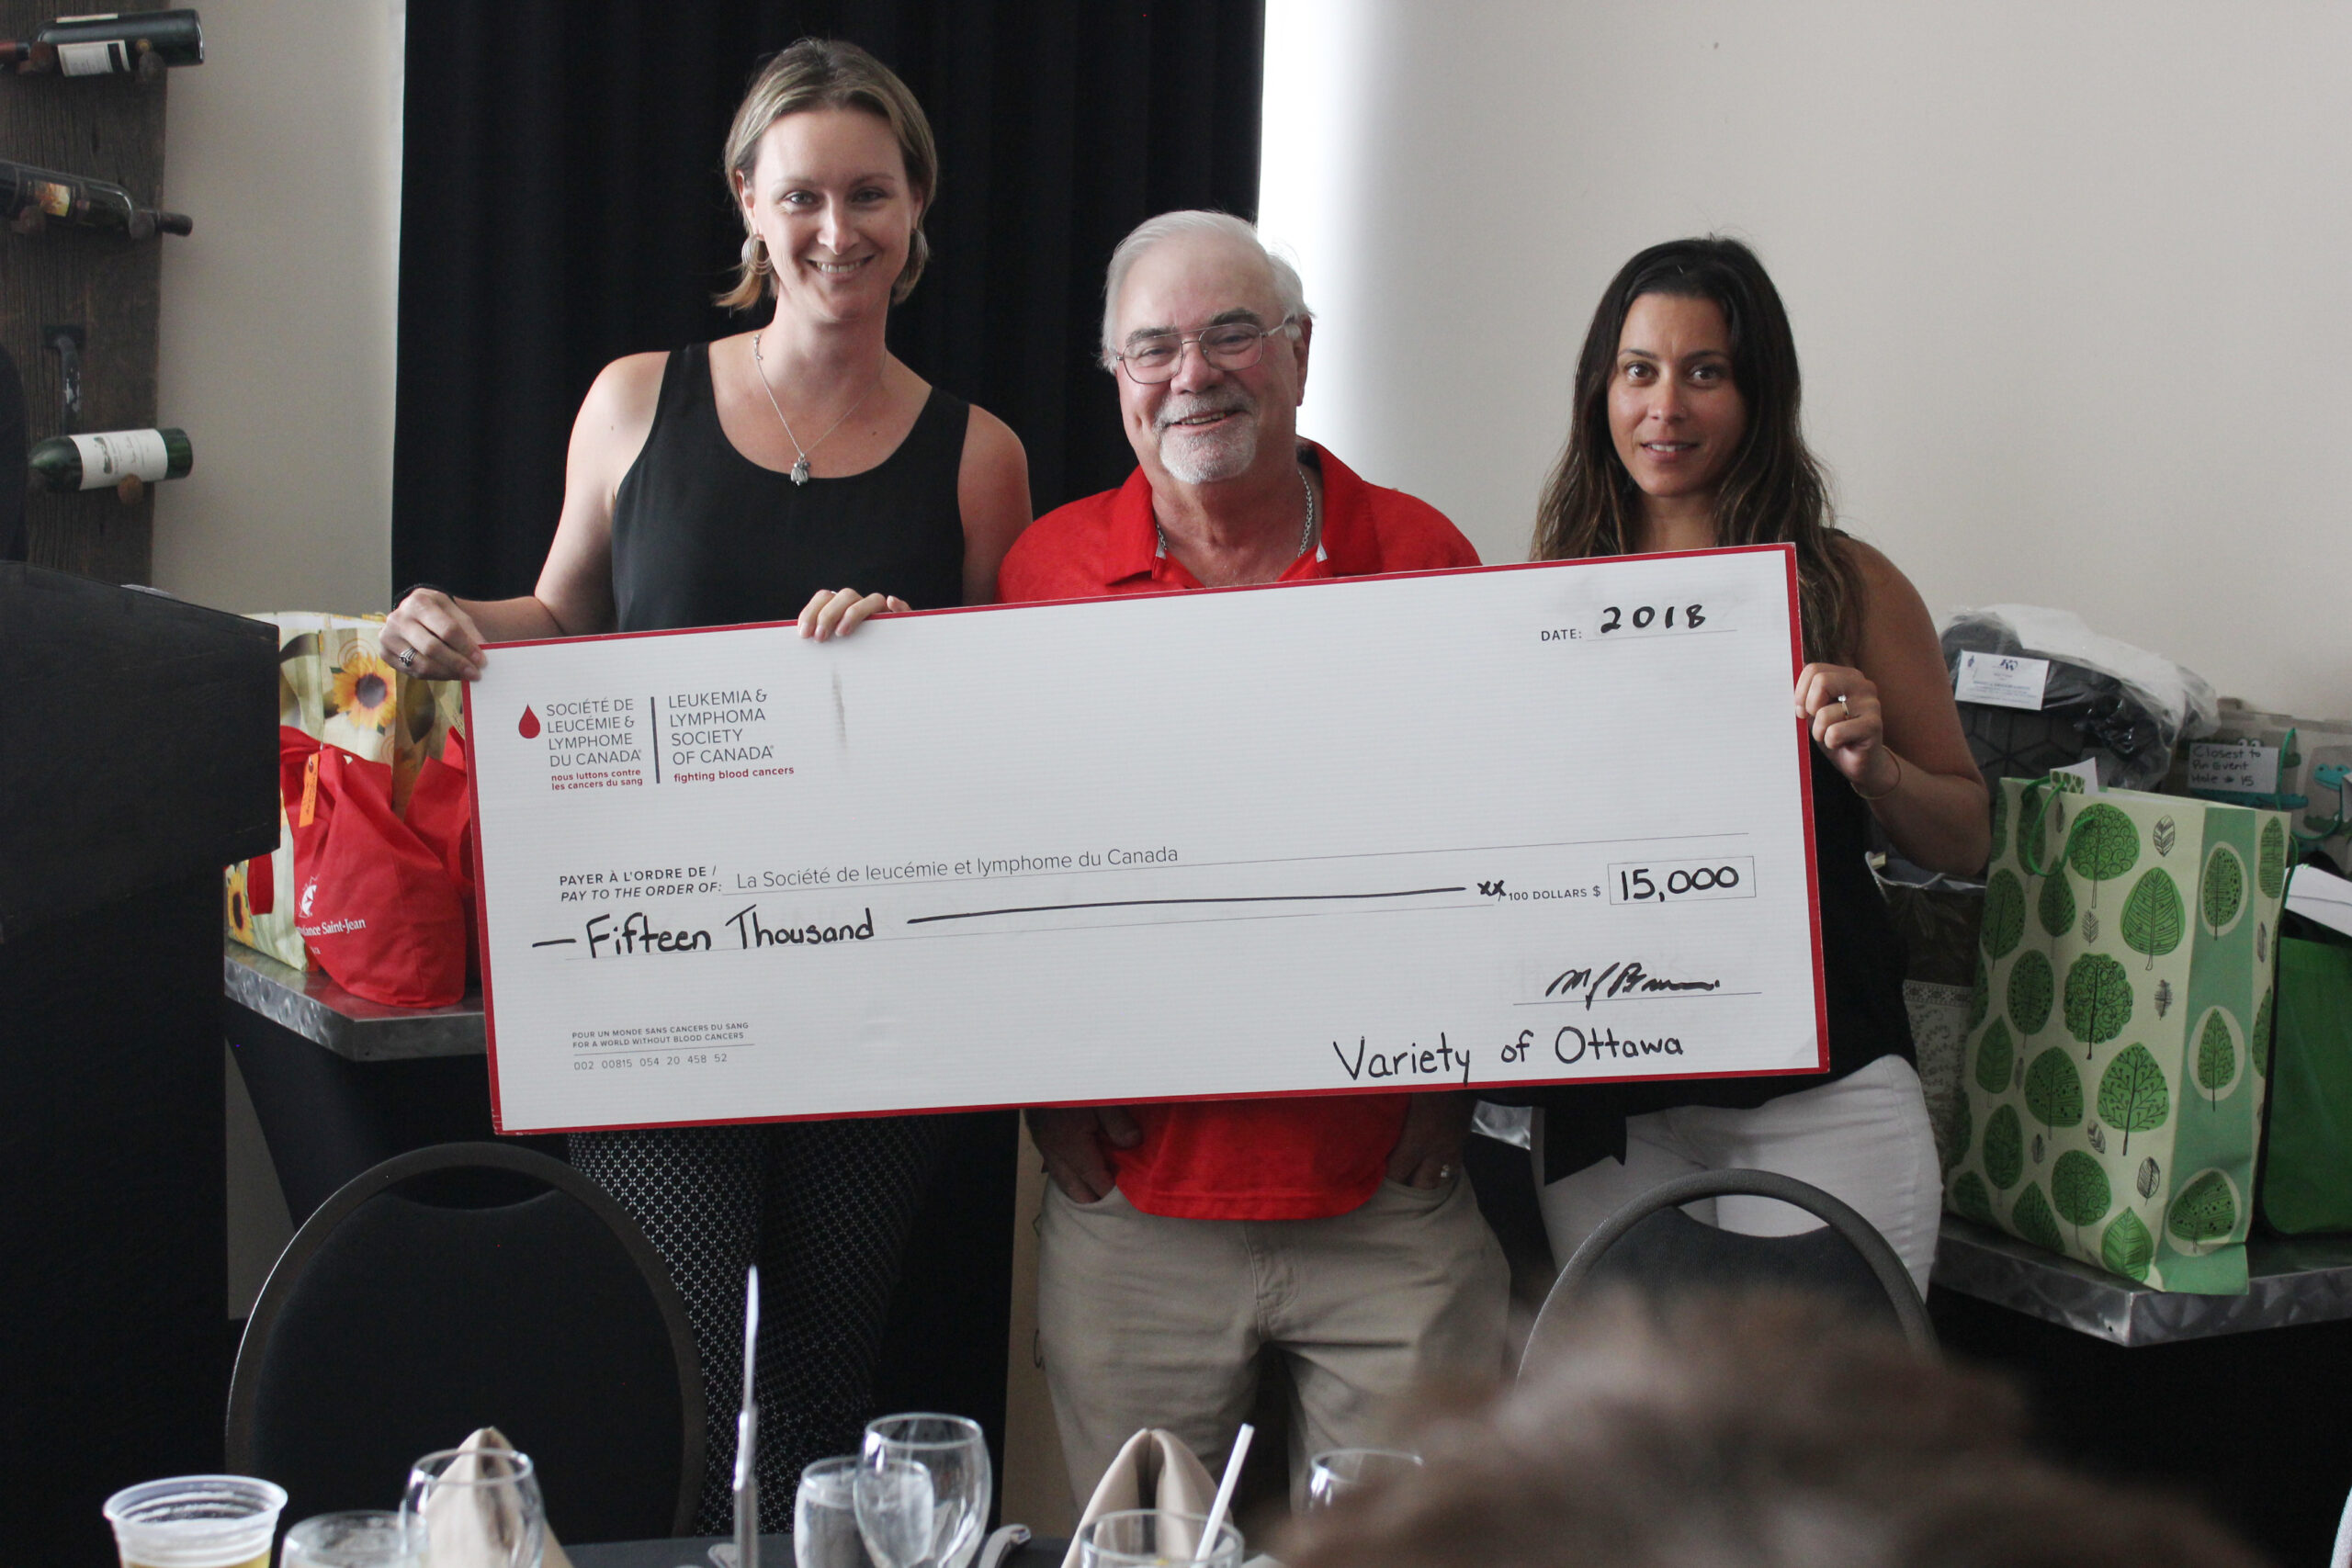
[1112,314,1297,384]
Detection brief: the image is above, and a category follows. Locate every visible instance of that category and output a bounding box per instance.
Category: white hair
[1098,210,1310,368]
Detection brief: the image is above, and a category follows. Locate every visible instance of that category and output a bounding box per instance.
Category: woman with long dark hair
[1528,237,1987,1291]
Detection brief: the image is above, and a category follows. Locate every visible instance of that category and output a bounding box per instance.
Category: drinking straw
[1194,1422,1252,1562]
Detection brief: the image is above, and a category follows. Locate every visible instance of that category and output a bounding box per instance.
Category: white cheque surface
[469,546,1826,1133]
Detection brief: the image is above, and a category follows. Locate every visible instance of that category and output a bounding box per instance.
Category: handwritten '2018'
[1599,604,1705,634]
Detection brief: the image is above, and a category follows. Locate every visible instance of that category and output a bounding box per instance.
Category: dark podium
[0,565,277,1565]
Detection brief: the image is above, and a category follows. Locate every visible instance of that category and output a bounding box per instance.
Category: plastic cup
[280,1510,424,1568]
[103,1475,288,1568]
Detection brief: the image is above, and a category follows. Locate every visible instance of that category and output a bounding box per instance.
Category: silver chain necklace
[751,331,880,486]
[1157,458,1317,570]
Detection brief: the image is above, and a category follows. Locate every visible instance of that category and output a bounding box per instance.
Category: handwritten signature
[1544,960,1723,1010]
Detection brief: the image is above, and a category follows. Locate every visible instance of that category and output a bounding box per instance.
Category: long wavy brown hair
[1531,237,1861,662]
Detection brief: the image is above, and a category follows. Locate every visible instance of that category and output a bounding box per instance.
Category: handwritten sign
[2187,739,2281,795]
[466,547,1828,1133]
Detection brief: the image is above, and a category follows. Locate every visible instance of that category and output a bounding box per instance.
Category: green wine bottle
[0,10,203,75]
[0,158,190,239]
[28,427,193,491]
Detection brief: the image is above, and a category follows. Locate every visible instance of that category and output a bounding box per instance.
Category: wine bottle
[0,10,203,74]
[27,427,193,491]
[0,158,190,239]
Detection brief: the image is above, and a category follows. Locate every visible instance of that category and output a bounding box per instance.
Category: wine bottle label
[69,430,171,489]
[57,39,130,73]
[33,179,74,218]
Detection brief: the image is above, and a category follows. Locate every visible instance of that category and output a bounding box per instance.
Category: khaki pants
[1035,1174,1509,1505]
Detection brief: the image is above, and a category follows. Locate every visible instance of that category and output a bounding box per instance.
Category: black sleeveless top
[611,342,968,633]
[1534,743,1917,1179]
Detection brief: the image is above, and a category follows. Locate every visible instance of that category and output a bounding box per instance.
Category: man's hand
[1385,1091,1475,1189]
[1026,1105,1142,1203]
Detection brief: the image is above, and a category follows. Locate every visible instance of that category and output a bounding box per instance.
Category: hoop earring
[741,233,770,276]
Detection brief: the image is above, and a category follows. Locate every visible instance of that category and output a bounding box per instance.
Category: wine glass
[796,1456,879,1568]
[1077,1508,1242,1568]
[1304,1447,1422,1512]
[401,1446,546,1568]
[855,1413,990,1568]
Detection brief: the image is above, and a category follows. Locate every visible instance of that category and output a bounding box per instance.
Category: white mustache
[1156,391,1255,432]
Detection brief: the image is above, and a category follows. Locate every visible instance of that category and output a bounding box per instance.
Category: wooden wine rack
[0,0,171,584]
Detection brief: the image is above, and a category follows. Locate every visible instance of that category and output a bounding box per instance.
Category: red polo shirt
[998,444,1480,1220]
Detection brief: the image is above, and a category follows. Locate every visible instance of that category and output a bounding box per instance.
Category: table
[1927,1218,2352,1562]
[225,943,485,1062]
[566,1536,1280,1568]
[1932,1214,2352,1347]
[224,946,525,1224]
[569,1536,1070,1568]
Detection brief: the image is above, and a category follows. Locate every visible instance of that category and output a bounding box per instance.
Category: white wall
[151,0,405,615]
[1261,0,2352,720]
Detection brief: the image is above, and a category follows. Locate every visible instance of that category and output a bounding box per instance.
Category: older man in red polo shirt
[999,211,1509,1504]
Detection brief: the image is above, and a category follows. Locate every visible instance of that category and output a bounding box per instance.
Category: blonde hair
[717,39,939,310]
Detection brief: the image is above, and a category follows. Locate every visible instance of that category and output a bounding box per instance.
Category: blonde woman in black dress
[383,39,1030,1524]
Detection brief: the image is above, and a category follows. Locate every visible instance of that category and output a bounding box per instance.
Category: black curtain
[391,0,1265,602]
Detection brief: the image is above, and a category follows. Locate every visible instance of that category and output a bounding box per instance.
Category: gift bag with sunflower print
[1944,774,2290,1292]
[225,613,467,971]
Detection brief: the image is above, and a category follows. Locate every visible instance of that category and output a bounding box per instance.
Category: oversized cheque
[467,545,1830,1133]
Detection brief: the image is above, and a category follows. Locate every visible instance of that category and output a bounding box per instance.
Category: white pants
[1534,1055,1942,1296]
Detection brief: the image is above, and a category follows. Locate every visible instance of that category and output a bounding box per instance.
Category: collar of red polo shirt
[996,440,1481,608]
[1107,443,1363,588]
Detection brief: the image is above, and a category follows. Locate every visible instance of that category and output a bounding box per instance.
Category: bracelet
[1852,750,1904,803]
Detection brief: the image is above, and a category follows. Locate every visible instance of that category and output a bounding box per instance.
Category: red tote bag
[276,726,468,1008]
[401,726,480,982]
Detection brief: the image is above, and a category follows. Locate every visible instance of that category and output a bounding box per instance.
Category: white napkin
[420,1427,574,1568]
[1059,1428,1218,1568]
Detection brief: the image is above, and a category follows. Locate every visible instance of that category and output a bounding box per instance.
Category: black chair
[1520,1168,1936,1376]
[228,1142,704,1539]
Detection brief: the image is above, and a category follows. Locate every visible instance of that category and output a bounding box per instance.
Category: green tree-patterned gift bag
[1945,774,2289,1292]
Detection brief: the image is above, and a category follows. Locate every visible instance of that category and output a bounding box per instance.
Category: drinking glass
[795,1456,877,1568]
[401,1446,546,1568]
[855,1414,989,1568]
[1077,1509,1241,1568]
[280,1511,424,1568]
[1304,1448,1422,1512]
[103,1475,287,1568]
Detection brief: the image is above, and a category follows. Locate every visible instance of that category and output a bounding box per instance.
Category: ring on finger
[397,648,418,671]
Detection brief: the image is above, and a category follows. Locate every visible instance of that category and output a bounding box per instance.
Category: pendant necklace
[1156,458,1318,566]
[751,331,880,485]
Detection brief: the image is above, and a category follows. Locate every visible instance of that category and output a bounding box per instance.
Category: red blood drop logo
[518,705,541,739]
